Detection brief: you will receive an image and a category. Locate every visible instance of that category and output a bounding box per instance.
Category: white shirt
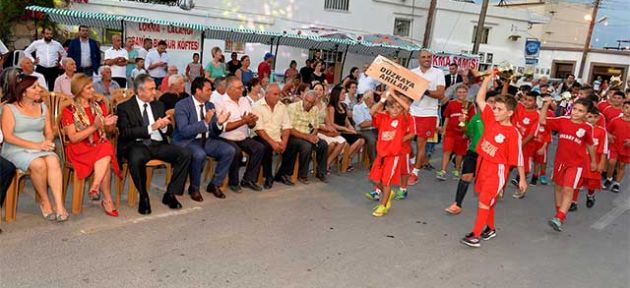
[357,73,379,95]
[135,96,164,142]
[145,50,168,78]
[27,71,48,89]
[137,48,149,60]
[79,38,92,67]
[0,127,3,143]
[353,102,373,131]
[409,67,445,117]
[131,68,147,80]
[216,94,252,141]
[53,73,73,96]
[192,96,210,140]
[23,39,66,68]
[210,90,225,106]
[104,47,129,78]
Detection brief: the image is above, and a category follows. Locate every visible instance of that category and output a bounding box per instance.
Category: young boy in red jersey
[602,91,624,123]
[368,90,411,217]
[461,74,527,248]
[570,108,607,210]
[531,98,556,186]
[438,84,475,181]
[394,110,415,200]
[604,100,630,193]
[511,91,539,198]
[540,97,597,232]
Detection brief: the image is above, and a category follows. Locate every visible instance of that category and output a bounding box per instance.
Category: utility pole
[578,0,601,79]
[472,0,490,54]
[422,0,437,48]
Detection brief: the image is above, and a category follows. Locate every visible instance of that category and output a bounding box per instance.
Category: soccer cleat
[460,233,481,248]
[602,178,613,190]
[385,192,395,210]
[394,188,408,200]
[611,182,621,193]
[408,173,419,186]
[586,195,595,208]
[436,170,447,181]
[452,170,461,179]
[539,175,549,185]
[510,177,520,187]
[569,203,578,212]
[372,204,388,217]
[365,190,380,201]
[530,176,538,186]
[548,217,563,232]
[445,203,462,215]
[481,227,496,241]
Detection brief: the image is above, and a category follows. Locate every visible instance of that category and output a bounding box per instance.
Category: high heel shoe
[39,204,56,221]
[88,188,101,201]
[101,200,119,217]
[56,212,69,222]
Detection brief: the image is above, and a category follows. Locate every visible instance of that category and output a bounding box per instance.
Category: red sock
[555,211,567,222]
[541,167,546,175]
[587,189,595,196]
[472,207,490,237]
[572,189,580,203]
[486,206,495,230]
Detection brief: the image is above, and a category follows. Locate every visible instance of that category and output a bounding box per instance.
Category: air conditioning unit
[508,35,521,41]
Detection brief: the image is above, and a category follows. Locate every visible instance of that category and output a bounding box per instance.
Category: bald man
[104,34,129,88]
[20,57,48,88]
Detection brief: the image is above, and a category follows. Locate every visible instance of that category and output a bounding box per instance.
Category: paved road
[1,159,628,288]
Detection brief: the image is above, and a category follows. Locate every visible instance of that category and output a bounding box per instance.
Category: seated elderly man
[210,76,226,106]
[160,65,179,92]
[276,90,328,183]
[19,57,47,88]
[53,57,76,96]
[352,90,378,163]
[93,65,121,98]
[159,74,189,111]
[252,83,292,188]
[216,76,264,192]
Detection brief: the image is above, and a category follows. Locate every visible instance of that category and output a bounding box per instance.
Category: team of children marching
[366,70,630,248]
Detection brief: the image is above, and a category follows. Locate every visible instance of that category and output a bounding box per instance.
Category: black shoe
[162,193,182,210]
[229,184,242,193]
[206,183,226,198]
[241,180,263,191]
[460,233,481,248]
[569,203,578,212]
[586,195,595,208]
[298,177,310,184]
[189,190,204,202]
[510,176,520,187]
[138,195,152,215]
[603,178,612,190]
[264,178,273,189]
[275,175,295,186]
[423,163,435,171]
[530,176,538,186]
[316,173,328,183]
[481,227,496,241]
[611,182,621,193]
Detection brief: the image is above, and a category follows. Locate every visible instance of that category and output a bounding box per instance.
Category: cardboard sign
[366,55,429,101]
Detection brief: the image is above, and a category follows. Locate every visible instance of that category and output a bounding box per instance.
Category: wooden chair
[110,88,133,114]
[2,170,29,223]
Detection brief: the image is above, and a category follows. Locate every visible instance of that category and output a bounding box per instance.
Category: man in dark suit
[173,77,234,201]
[116,74,192,215]
[444,63,463,89]
[67,25,101,76]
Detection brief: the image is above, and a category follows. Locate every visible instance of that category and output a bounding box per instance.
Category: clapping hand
[217,111,230,125]
[104,115,118,126]
[204,108,215,124]
[151,117,171,130]
[93,115,104,129]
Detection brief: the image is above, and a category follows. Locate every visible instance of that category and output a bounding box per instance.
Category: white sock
[412,168,421,176]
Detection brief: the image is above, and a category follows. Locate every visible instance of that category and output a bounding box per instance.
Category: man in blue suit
[67,25,101,76]
[173,77,234,201]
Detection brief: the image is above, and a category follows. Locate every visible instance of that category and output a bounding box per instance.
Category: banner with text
[366,55,429,101]
[432,53,479,70]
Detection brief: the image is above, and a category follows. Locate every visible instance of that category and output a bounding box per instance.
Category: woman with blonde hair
[1,74,68,221]
[61,73,120,217]
[205,47,227,82]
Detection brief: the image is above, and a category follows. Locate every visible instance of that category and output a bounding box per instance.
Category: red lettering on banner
[139,23,161,32]
[167,27,193,35]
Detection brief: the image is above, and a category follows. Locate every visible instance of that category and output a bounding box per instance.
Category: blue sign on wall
[524,38,541,58]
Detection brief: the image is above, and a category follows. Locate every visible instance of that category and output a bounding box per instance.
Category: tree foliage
[0,0,55,44]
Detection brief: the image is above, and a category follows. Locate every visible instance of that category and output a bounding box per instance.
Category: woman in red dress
[61,73,120,217]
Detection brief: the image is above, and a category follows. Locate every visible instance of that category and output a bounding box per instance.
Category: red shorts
[369,155,401,186]
[533,145,548,164]
[474,159,508,207]
[609,147,630,163]
[398,153,410,176]
[443,136,468,156]
[552,163,584,189]
[412,116,438,139]
[581,178,602,190]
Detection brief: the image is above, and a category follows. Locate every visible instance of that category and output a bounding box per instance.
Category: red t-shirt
[444,99,475,139]
[514,104,540,153]
[545,117,594,167]
[401,113,414,154]
[597,101,610,113]
[533,109,555,145]
[607,116,630,157]
[374,112,409,157]
[602,105,623,123]
[475,105,523,167]
[257,61,271,81]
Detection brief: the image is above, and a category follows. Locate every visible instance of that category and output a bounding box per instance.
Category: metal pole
[472,0,490,54]
[406,51,413,68]
[339,45,349,77]
[422,0,437,48]
[199,31,205,65]
[273,37,280,71]
[578,0,600,79]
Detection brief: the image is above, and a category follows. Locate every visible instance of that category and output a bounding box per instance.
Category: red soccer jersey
[583,126,608,179]
[597,101,610,113]
[545,117,594,167]
[444,99,475,139]
[373,112,409,157]
[603,106,623,123]
[515,104,540,152]
[401,113,414,155]
[607,116,630,157]
[475,105,523,167]
[533,109,555,144]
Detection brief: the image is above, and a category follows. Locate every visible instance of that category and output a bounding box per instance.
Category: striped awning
[26,5,123,30]
[204,25,281,45]
[124,15,206,31]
